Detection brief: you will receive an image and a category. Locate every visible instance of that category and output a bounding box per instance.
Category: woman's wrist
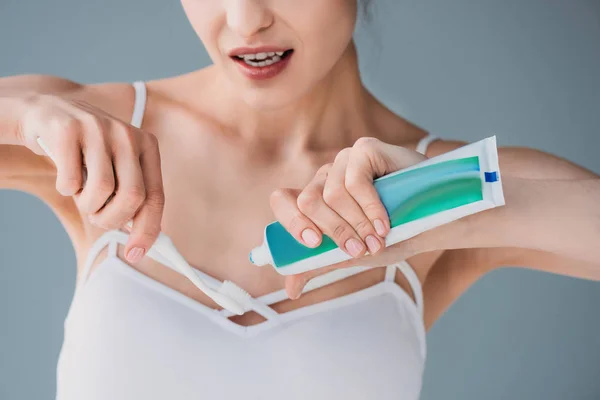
[0,92,32,146]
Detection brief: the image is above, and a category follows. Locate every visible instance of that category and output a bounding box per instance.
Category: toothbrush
[36,137,251,315]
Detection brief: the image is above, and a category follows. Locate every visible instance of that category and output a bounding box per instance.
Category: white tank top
[55,82,437,400]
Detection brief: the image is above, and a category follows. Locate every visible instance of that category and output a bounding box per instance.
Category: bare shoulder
[425,139,467,157]
[79,81,139,122]
[367,100,467,156]
[0,74,134,111]
[0,74,81,94]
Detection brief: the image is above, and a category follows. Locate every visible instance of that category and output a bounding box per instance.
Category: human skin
[1,1,598,329]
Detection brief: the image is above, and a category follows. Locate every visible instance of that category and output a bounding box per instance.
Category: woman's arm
[0,75,82,184]
[413,140,600,265]
[271,137,600,299]
[422,247,600,329]
[431,140,598,180]
[422,141,600,328]
[450,177,600,265]
[0,74,166,263]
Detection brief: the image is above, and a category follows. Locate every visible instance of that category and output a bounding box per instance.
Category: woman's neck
[202,42,381,156]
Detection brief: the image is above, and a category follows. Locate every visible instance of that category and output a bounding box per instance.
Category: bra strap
[384,264,397,282]
[220,265,373,318]
[82,230,281,321]
[131,81,147,129]
[107,238,118,258]
[76,231,121,290]
[416,134,438,156]
[395,261,424,317]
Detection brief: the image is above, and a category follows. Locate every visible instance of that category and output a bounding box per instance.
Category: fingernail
[345,238,365,258]
[301,229,320,247]
[126,247,145,264]
[366,235,381,253]
[374,219,386,236]
[291,278,309,300]
[289,287,301,300]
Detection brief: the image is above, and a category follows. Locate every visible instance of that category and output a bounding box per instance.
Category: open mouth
[231,50,294,68]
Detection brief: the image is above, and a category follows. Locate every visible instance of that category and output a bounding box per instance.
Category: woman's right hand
[17,93,165,264]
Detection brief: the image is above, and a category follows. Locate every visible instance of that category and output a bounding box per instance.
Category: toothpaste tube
[249,136,504,275]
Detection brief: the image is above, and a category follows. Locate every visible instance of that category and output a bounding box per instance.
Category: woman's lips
[231,49,294,81]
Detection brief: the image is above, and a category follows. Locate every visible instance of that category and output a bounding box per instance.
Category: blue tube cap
[485,171,499,182]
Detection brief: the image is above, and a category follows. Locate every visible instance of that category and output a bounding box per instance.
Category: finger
[75,141,115,215]
[285,239,416,299]
[286,225,434,299]
[286,216,434,300]
[297,166,366,259]
[54,136,84,196]
[323,149,384,255]
[270,187,323,248]
[285,257,357,300]
[90,141,145,230]
[21,109,69,156]
[124,134,165,263]
[345,140,392,238]
[36,119,85,196]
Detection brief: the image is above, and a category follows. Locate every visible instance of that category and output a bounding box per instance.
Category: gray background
[1,0,600,399]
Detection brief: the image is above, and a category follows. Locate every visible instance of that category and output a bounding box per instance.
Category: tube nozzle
[249,243,272,267]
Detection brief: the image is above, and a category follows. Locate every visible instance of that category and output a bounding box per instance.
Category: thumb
[368,140,427,176]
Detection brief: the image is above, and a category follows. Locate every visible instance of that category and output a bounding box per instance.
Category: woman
[1,1,599,399]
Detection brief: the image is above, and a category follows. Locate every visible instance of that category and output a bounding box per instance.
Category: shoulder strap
[131,81,147,129]
[416,134,438,156]
[396,261,424,317]
[75,231,121,289]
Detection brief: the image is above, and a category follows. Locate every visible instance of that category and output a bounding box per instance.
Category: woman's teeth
[236,51,285,67]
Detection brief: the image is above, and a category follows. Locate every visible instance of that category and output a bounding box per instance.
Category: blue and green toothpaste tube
[249,136,505,275]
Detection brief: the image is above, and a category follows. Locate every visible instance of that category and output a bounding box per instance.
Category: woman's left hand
[270,137,464,299]
[271,136,600,299]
